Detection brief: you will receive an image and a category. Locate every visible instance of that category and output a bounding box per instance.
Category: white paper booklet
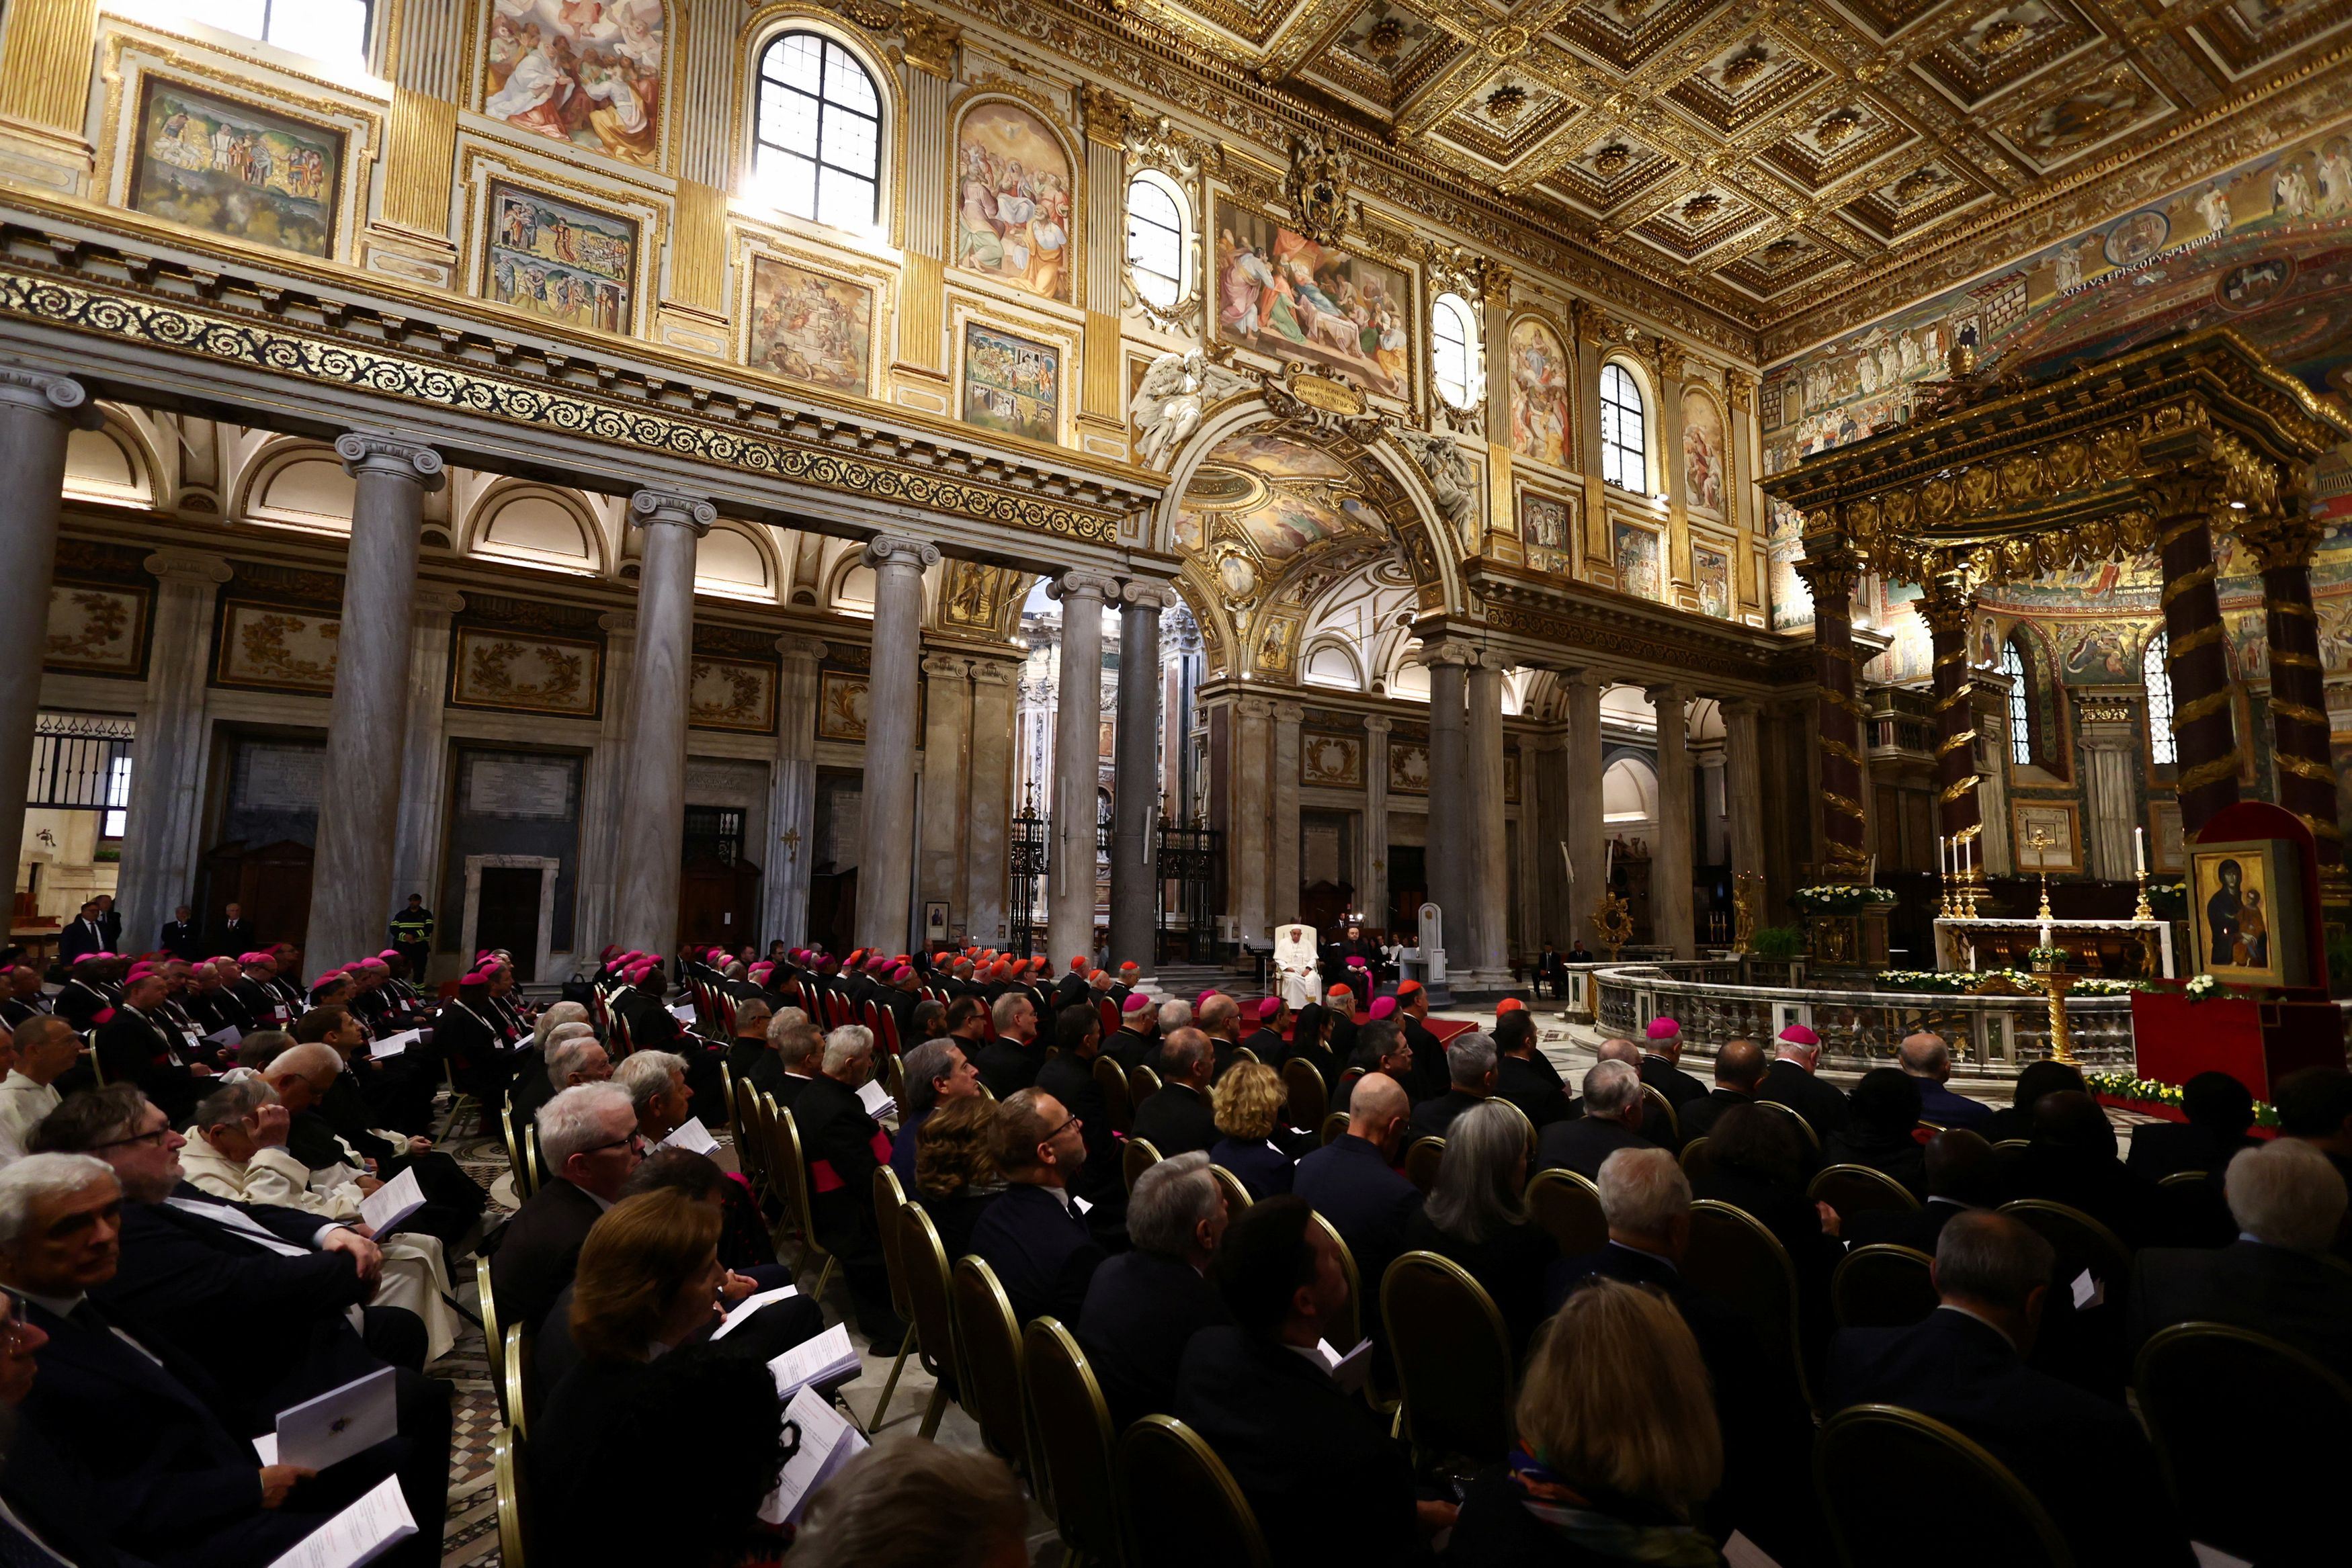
[712,1284,800,1340]
[758,1383,869,1526]
[357,1168,425,1237]
[276,1366,398,1473]
[769,1323,859,1400]
[267,1475,417,1568]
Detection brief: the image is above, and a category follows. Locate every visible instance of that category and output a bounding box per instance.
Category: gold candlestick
[1591,892,1634,963]
[2133,867,2154,923]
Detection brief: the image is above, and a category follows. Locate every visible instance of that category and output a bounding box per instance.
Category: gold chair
[523,1125,546,1196]
[1122,1135,1164,1194]
[1684,1199,1810,1409]
[1808,1163,1921,1221]
[1639,1082,1681,1145]
[1207,1163,1255,1213]
[1524,1167,1607,1258]
[732,1077,772,1207]
[767,1103,838,1297]
[896,1202,963,1440]
[2155,1169,2210,1189]
[502,1322,532,1442]
[950,1256,1030,1473]
[1831,1244,1939,1329]
[1115,1415,1272,1568]
[500,1105,530,1200]
[494,1427,536,1568]
[1095,1053,1135,1136]
[1280,1057,1327,1132]
[1304,1211,1363,1353]
[1402,1135,1445,1194]
[1997,1199,2131,1292]
[2135,1321,2352,1563]
[1677,1135,1714,1186]
[1381,1251,1513,1466]
[476,1254,507,1425]
[1816,1405,2073,1568]
[1128,1063,1161,1111]
[1024,1319,1126,1568]
[1753,1096,1821,1152]
[870,1165,918,1429]
[1318,1110,1349,1146]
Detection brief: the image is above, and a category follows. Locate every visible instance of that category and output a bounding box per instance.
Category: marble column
[577,611,638,953]
[1231,695,1274,949]
[855,535,939,953]
[114,550,230,943]
[1529,728,1571,949]
[1046,570,1118,965]
[1271,701,1304,926]
[1795,539,1870,877]
[2242,500,2344,871]
[917,651,974,945]
[1361,715,1392,929]
[2154,479,2240,832]
[967,658,1019,946]
[304,432,444,969]
[2078,701,2141,881]
[1560,670,1607,947]
[387,589,464,956]
[1920,573,1984,876]
[612,489,713,957]
[0,366,87,882]
[761,636,826,950]
[1110,581,1177,973]
[1722,698,1766,897]
[1423,640,1474,961]
[1647,683,1695,958]
[1466,657,1510,985]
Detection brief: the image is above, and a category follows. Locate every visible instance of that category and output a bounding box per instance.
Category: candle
[1939,835,1949,879]
[2134,826,2146,877]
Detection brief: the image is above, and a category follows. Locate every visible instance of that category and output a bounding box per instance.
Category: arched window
[1126,172,1187,308]
[2144,630,2176,765]
[751,32,882,230]
[183,1,374,65]
[2003,642,2033,767]
[1432,293,1479,409]
[1600,361,1648,492]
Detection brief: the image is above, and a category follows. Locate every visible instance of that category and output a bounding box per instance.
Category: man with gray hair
[763,1006,824,1106]
[1078,1149,1235,1427]
[1829,1209,2192,1567]
[484,1082,640,1338]
[1897,1029,1994,1131]
[1156,996,1193,1037]
[1538,1058,1657,1180]
[792,1024,905,1350]
[1409,1028,1497,1139]
[1588,1035,1677,1145]
[511,1025,608,1129]
[2128,1137,2352,1378]
[615,1049,694,1144]
[976,992,1042,1098]
[1195,993,1244,1080]
[1132,1026,1218,1157]
[890,1035,984,1188]
[724,996,775,1094]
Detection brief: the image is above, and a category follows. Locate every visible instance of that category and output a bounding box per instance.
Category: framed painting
[953,98,1075,303]
[1682,389,1726,514]
[1301,733,1362,789]
[961,322,1060,444]
[1389,740,1431,794]
[484,179,638,335]
[2190,838,2308,987]
[1612,520,1665,602]
[818,672,870,742]
[746,255,874,394]
[1519,488,1574,556]
[450,627,602,716]
[215,602,339,693]
[482,0,665,167]
[688,656,779,734]
[2148,799,2185,874]
[1506,315,1574,467]
[128,77,345,259]
[1693,544,1732,619]
[46,584,151,677]
[1212,200,1410,398]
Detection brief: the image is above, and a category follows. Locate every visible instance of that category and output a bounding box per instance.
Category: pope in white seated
[1273,923,1319,1010]
[180,1065,462,1360]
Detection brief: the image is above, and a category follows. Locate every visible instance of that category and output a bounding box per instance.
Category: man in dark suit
[57,902,108,964]
[1896,1031,1996,1131]
[2125,1069,2258,1182]
[786,1025,905,1351]
[1394,982,1449,1104]
[1538,1059,1657,1179]
[289,1009,486,1242]
[1757,1023,1849,1141]
[0,963,48,1030]
[969,1088,1107,1325]
[482,1082,643,1338]
[1194,994,1247,1082]
[1050,957,1092,1013]
[2128,1137,2352,1378]
[1638,1016,1709,1109]
[974,992,1044,1099]
[1825,1211,2195,1568]
[1407,1029,1497,1139]
[890,1037,984,1190]
[511,1030,610,1133]
[1174,1196,1435,1565]
[159,905,202,962]
[216,903,253,953]
[93,966,208,1127]
[54,953,118,1032]
[1574,1037,1678,1147]
[1492,1009,1569,1127]
[1036,1003,1126,1233]
[1845,1127,1999,1253]
[1292,1071,1421,1340]
[1078,1149,1233,1428]
[1679,1037,1767,1141]
[2002,1090,2175,1250]
[91,896,122,954]
[1130,1028,1220,1158]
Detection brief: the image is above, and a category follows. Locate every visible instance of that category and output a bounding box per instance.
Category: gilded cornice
[1468,568,1791,688]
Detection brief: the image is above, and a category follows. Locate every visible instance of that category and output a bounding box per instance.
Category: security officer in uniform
[388,893,435,979]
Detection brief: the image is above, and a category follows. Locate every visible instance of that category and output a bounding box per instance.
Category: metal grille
[29,713,135,830]
[1008,793,1050,959]
[683,805,745,865]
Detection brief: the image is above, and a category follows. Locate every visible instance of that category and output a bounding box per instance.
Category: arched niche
[696,523,781,602]
[1602,754,1658,824]
[239,438,355,532]
[465,482,605,573]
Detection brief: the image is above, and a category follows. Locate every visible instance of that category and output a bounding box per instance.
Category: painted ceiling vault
[1061,0,2352,338]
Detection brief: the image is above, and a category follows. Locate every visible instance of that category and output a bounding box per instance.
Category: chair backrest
[1831,1244,1939,1329]
[494,1427,536,1568]
[1129,1063,1161,1111]
[501,1106,530,1199]
[523,1126,546,1196]
[1816,1404,2074,1568]
[1997,1199,2132,1299]
[476,1254,505,1423]
[1207,1163,1254,1213]
[1280,1056,1327,1132]
[1753,1095,1821,1151]
[767,1101,823,1248]
[1683,1199,1809,1407]
[1093,1053,1134,1135]
[1304,1211,1362,1351]
[950,1256,1030,1468]
[1380,1250,1514,1465]
[1402,1135,1445,1194]
[1123,1135,1164,1194]
[1639,1082,1681,1143]
[730,1076,767,1190]
[1024,1319,1124,1565]
[1808,1162,1922,1220]
[1318,1110,1349,1146]
[1097,998,1120,1040]
[896,1201,962,1390]
[2154,1169,2210,1189]
[1523,1167,1607,1258]
[2135,1321,2352,1563]
[1677,1135,1714,1186]
[503,1322,532,1442]
[874,1165,913,1318]
[1230,1046,1258,1065]
[1115,1416,1272,1568]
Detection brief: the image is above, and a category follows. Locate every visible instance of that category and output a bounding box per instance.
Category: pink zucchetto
[1646,1016,1681,1041]
[1368,997,1398,1021]
[1122,993,1151,1014]
[1257,997,1283,1022]
[1777,1023,1820,1049]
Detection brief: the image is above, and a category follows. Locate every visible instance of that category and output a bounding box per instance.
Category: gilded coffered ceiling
[1007,0,2352,346]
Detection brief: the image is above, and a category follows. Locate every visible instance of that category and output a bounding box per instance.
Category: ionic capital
[1362,714,1394,735]
[336,430,446,492]
[142,550,233,588]
[1271,701,1306,724]
[862,533,940,573]
[1048,568,1122,604]
[629,488,717,534]
[0,365,91,424]
[775,635,828,664]
[1122,578,1183,611]
[1419,637,1478,668]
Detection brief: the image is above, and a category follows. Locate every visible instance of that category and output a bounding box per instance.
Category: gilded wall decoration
[1505,315,1574,468]
[954,99,1076,303]
[1681,389,1726,515]
[939,559,1023,632]
[2013,800,2082,873]
[1389,738,1431,794]
[687,656,779,734]
[1517,486,1575,570]
[128,77,344,259]
[483,0,665,167]
[746,255,873,394]
[449,626,601,716]
[1612,519,1665,602]
[961,321,1060,443]
[1214,201,1410,399]
[1254,613,1297,674]
[1301,732,1363,789]
[818,671,870,741]
[1693,543,1732,619]
[45,584,149,677]
[485,179,637,335]
[216,601,338,693]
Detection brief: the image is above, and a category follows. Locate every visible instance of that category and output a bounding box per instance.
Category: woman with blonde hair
[913,1092,1005,1259]
[1209,1059,1302,1199]
[1450,1277,1725,1567]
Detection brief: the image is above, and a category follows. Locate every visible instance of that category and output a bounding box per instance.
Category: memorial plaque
[467,758,573,818]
